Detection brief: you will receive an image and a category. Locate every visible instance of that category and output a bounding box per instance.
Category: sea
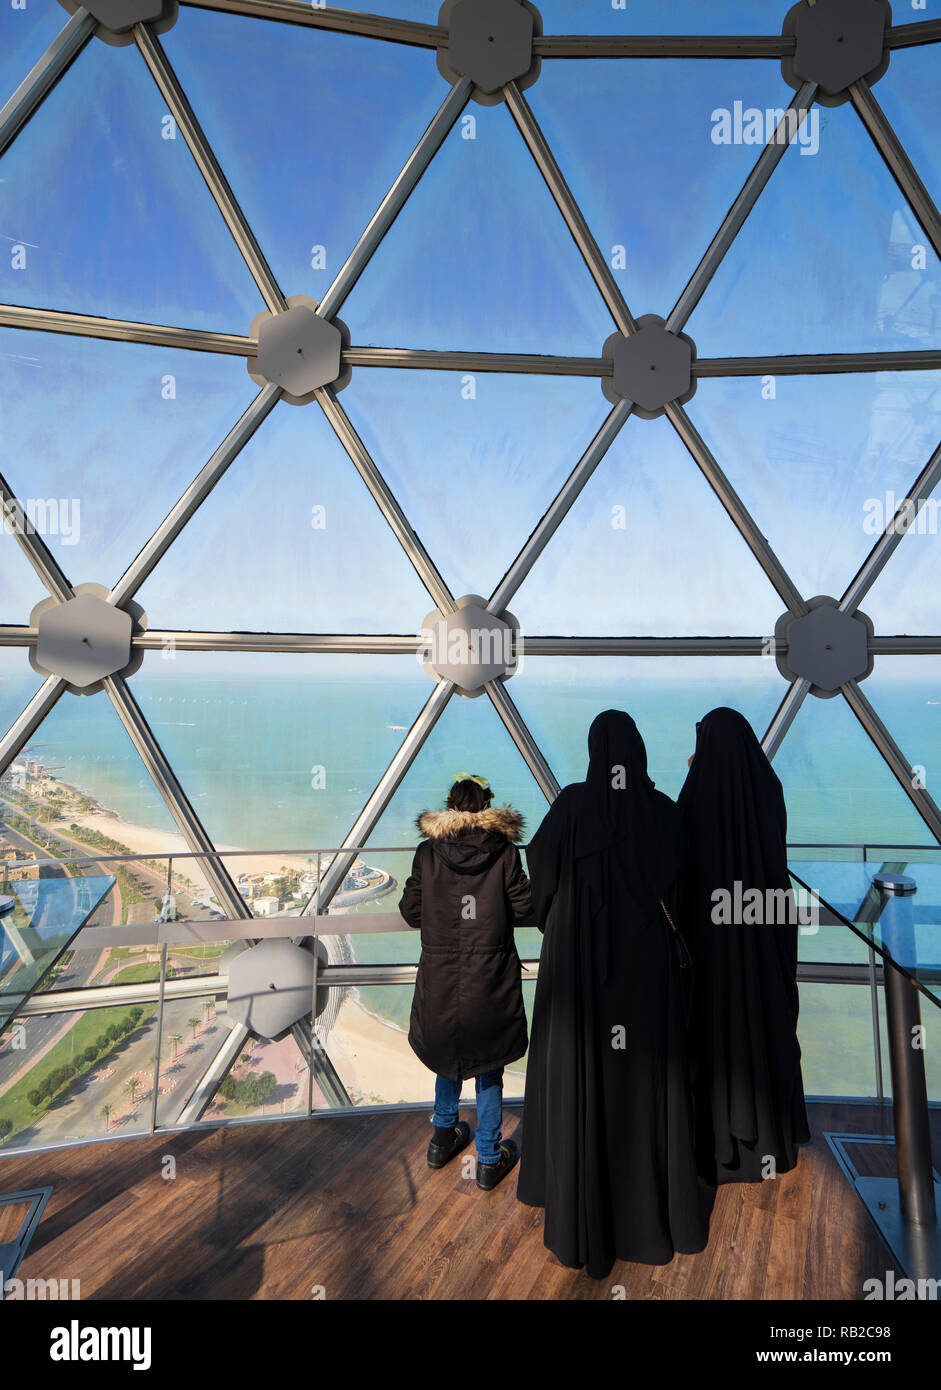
[2,662,939,1093]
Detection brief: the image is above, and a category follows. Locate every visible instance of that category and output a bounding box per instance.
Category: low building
[252,895,280,916]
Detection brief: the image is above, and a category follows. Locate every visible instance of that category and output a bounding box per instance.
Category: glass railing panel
[316,984,527,1111]
[797,982,879,1099]
[0,873,116,1033]
[0,1002,156,1151]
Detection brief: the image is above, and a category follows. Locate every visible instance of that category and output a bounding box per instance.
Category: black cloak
[676,707,810,1185]
[399,804,532,1081]
[516,710,709,1277]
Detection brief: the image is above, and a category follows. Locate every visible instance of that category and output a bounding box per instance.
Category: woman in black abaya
[517,710,708,1278]
[676,707,810,1186]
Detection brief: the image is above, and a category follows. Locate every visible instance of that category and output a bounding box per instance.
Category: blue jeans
[433,1068,504,1165]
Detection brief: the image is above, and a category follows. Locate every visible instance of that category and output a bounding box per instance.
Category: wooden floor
[1,1101,936,1300]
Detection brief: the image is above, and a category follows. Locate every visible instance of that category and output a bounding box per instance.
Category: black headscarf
[676,706,808,1181]
[677,706,788,880]
[572,710,684,978]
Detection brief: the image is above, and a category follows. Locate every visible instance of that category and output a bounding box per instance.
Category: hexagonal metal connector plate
[775,597,875,698]
[437,0,541,106]
[32,592,133,691]
[602,315,697,418]
[420,595,520,697]
[225,937,317,1041]
[29,583,146,696]
[782,0,890,106]
[248,295,350,404]
[57,0,178,46]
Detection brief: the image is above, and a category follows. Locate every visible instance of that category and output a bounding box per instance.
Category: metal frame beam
[840,437,941,616]
[487,398,634,615]
[133,22,288,314]
[667,83,817,333]
[0,471,75,604]
[664,401,808,617]
[182,0,445,46]
[0,8,95,159]
[302,678,455,913]
[485,678,560,803]
[0,304,254,356]
[504,81,635,337]
[316,77,473,323]
[102,673,249,917]
[315,386,456,614]
[842,680,941,846]
[762,677,811,761]
[850,79,941,264]
[533,34,794,59]
[694,350,941,377]
[108,384,282,608]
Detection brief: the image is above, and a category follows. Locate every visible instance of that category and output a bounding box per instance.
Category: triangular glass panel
[0,1,72,110]
[871,43,941,223]
[864,658,941,828]
[159,5,450,309]
[129,649,426,853]
[0,37,265,329]
[687,370,941,604]
[0,327,260,598]
[510,411,786,636]
[685,96,941,355]
[134,396,435,632]
[199,1027,310,1123]
[341,95,614,354]
[15,680,180,846]
[526,58,784,317]
[772,684,931,846]
[342,368,610,603]
[0,646,44,740]
[509,653,785,802]
[862,469,941,635]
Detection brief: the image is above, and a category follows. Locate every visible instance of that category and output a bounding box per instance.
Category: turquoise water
[1,660,938,856]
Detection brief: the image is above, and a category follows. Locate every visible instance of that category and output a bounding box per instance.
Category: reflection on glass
[130,652,427,853]
[320,983,526,1108]
[511,654,784,802]
[774,688,931,846]
[511,413,785,635]
[342,96,614,354]
[0,329,260,594]
[0,1,69,108]
[160,5,446,304]
[0,1003,155,1150]
[685,99,941,356]
[528,58,781,316]
[343,369,609,603]
[0,38,265,327]
[688,372,941,610]
[877,985,941,1104]
[872,45,941,226]
[134,399,435,633]
[797,982,877,1098]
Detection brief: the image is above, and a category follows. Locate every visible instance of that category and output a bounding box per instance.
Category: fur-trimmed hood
[416,805,525,843]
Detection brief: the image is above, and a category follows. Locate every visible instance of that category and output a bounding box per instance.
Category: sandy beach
[327,991,526,1107]
[65,804,321,897]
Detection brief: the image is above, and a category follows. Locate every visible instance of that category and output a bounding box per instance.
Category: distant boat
[386,724,407,731]
[928,700,940,706]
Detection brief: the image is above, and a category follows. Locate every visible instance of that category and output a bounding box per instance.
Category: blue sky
[1,0,940,665]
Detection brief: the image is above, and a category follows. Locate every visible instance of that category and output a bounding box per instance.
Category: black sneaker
[427,1120,471,1169]
[475,1138,519,1191]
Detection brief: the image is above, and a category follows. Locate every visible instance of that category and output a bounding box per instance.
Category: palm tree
[187,1016,201,1042]
[99,1103,112,1131]
[124,1076,141,1107]
[168,1032,182,1059]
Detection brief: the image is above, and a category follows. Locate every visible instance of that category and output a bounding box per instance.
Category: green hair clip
[452,772,490,790]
